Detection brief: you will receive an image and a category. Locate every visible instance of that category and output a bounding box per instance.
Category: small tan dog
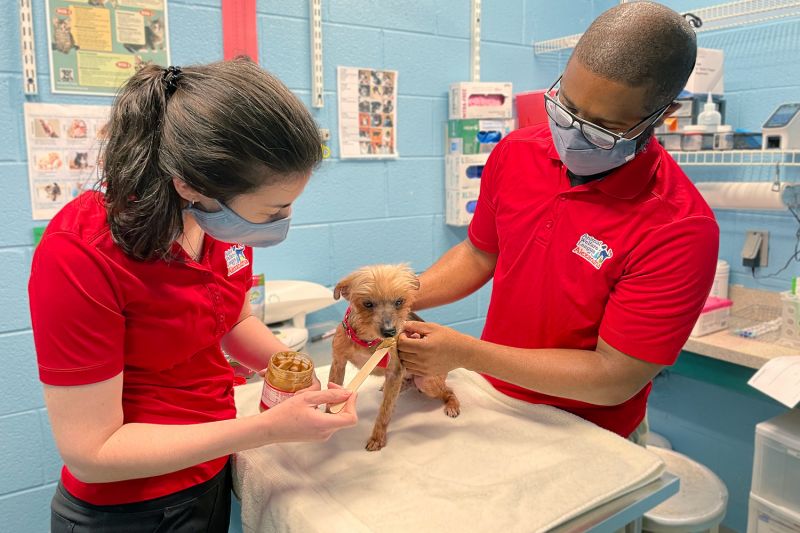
[329,264,460,451]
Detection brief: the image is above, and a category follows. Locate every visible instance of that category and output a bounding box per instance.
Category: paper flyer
[47,0,170,96]
[23,103,111,220]
[337,66,398,159]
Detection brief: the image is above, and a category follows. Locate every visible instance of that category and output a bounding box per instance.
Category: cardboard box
[445,153,489,190]
[683,48,724,96]
[446,188,479,226]
[449,82,513,119]
[446,119,514,155]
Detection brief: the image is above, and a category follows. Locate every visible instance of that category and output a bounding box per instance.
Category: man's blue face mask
[548,117,639,176]
[544,75,670,176]
[185,200,290,248]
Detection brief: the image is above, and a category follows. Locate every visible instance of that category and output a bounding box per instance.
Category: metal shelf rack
[533,0,800,55]
[667,150,800,166]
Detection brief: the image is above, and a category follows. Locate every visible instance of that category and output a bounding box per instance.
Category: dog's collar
[341,307,382,348]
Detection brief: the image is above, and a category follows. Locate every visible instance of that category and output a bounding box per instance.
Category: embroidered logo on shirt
[572,233,613,270]
[225,244,249,276]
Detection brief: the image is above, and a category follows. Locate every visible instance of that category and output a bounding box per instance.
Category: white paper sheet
[748,356,800,408]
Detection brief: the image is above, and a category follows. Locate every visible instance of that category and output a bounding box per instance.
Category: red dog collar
[342,307,381,348]
[341,307,390,368]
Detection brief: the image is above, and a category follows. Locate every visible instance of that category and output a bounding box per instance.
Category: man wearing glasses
[399,1,719,443]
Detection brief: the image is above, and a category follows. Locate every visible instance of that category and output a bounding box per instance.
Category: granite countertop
[683,285,798,369]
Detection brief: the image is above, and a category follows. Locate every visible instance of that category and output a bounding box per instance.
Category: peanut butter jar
[259,351,314,411]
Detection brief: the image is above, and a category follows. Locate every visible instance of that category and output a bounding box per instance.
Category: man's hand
[397,321,474,376]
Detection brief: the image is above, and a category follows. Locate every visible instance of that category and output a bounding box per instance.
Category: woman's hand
[259,383,358,444]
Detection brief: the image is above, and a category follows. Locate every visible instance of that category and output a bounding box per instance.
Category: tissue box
[450,82,513,119]
[447,119,514,155]
[446,188,479,226]
[683,48,724,96]
[690,296,732,337]
[446,154,489,190]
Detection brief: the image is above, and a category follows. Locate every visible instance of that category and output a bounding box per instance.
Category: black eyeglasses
[544,75,670,150]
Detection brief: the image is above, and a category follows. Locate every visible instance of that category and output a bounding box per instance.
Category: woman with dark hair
[29,59,358,532]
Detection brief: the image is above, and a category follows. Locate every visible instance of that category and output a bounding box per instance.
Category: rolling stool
[646,431,673,450]
[643,447,728,533]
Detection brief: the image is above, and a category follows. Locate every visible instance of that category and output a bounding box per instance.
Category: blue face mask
[185,200,290,248]
[548,117,638,176]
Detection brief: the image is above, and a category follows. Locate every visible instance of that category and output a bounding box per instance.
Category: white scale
[762,103,800,150]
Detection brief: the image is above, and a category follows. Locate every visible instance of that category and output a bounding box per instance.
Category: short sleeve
[468,140,508,254]
[599,216,719,365]
[29,233,125,386]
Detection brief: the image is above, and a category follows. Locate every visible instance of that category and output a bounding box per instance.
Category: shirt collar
[546,134,662,200]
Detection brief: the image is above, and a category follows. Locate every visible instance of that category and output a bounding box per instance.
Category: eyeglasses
[544,75,670,150]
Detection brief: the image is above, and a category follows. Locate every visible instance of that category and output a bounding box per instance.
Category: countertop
[683,285,797,369]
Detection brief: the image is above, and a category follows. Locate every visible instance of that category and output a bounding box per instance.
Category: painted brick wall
[3,1,796,530]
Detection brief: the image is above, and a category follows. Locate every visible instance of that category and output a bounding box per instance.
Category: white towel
[233,366,664,532]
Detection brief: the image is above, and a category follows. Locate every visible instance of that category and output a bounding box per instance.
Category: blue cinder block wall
[1,1,797,531]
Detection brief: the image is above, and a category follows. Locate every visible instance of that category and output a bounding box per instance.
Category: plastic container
[713,125,734,150]
[779,291,800,349]
[748,492,800,533]
[697,92,722,133]
[710,260,730,299]
[681,125,710,151]
[690,297,732,337]
[259,351,314,411]
[752,409,800,514]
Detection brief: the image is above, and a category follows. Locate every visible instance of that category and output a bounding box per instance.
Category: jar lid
[682,125,708,133]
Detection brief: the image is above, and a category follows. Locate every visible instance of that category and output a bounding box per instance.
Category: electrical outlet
[742,230,769,268]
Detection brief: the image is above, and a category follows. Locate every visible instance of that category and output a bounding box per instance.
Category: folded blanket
[233,366,663,532]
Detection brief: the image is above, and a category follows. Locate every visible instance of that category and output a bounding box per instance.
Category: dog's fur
[329,264,460,451]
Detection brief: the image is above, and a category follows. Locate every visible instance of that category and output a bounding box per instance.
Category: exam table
[232,366,678,532]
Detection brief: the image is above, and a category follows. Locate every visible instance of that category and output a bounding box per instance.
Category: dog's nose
[381,327,397,338]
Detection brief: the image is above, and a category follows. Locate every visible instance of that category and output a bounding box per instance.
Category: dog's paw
[365,435,386,451]
[444,402,461,418]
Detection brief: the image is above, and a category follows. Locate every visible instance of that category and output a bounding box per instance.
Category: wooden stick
[328,341,394,414]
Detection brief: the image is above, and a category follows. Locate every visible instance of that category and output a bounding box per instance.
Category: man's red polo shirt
[29,192,252,505]
[469,124,719,437]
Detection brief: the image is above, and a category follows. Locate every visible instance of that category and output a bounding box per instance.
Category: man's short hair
[572,1,697,112]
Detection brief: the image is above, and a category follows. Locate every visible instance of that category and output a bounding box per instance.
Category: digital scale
[762,103,800,150]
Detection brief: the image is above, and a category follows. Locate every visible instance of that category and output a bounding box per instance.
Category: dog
[328,264,460,451]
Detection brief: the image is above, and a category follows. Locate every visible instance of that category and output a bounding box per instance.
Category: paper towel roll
[695,181,790,210]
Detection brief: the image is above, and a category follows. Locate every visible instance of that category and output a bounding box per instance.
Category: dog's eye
[394,298,405,308]
[363,300,374,308]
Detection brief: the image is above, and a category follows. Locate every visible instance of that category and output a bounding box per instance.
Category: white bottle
[698,92,722,134]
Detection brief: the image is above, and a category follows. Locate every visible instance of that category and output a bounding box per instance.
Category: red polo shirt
[29,192,252,505]
[469,124,718,438]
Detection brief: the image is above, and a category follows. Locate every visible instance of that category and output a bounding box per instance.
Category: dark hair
[102,58,322,260]
[572,1,697,112]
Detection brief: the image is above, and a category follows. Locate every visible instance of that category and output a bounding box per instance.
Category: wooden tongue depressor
[328,337,396,414]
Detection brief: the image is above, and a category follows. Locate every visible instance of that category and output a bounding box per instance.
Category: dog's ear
[333,272,357,301]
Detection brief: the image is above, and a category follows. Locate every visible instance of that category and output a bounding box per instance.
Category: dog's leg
[415,375,460,418]
[366,346,404,451]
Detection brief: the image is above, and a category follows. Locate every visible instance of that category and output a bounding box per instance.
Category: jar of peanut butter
[259,351,314,411]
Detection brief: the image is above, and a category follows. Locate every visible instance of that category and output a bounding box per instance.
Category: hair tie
[162,66,183,99]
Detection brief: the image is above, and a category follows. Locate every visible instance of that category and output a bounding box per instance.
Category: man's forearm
[461,338,651,406]
[415,239,496,310]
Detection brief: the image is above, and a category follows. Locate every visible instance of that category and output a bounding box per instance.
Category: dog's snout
[381,327,397,338]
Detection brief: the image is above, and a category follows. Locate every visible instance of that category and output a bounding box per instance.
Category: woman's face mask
[185,200,290,248]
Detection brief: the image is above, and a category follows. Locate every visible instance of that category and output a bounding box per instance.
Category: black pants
[51,460,232,533]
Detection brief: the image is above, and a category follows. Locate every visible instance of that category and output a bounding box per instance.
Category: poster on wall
[46,0,170,96]
[23,103,111,220]
[337,66,398,159]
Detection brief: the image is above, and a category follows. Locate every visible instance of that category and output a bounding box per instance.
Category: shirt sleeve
[599,216,720,365]
[29,232,125,386]
[467,140,508,254]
